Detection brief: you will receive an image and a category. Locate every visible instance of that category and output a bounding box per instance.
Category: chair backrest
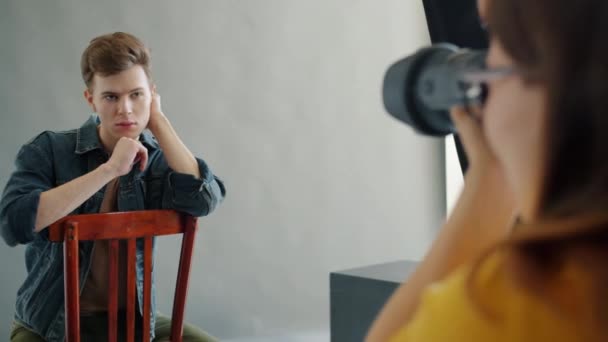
[48,210,198,342]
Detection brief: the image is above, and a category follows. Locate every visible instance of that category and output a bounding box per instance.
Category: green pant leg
[10,322,46,342]
[11,316,110,342]
[153,312,218,342]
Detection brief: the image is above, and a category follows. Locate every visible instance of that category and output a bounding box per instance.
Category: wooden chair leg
[64,222,80,342]
[108,239,119,342]
[170,219,197,342]
[143,237,153,342]
[126,238,137,342]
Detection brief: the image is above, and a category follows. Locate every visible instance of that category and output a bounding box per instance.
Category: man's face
[84,65,152,151]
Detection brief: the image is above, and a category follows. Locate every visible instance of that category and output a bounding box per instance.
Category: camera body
[383,43,487,136]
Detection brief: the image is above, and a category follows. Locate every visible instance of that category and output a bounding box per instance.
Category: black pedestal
[330,260,418,342]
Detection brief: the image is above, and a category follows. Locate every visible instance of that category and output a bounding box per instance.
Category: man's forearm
[34,163,117,231]
[149,115,201,178]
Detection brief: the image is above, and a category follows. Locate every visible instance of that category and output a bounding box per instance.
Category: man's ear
[84,89,96,112]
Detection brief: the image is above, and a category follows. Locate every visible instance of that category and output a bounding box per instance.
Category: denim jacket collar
[75,115,159,155]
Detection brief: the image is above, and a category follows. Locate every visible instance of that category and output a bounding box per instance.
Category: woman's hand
[450,105,515,219]
[451,106,503,183]
[447,105,516,253]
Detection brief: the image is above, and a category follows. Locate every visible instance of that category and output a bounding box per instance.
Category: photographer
[367,0,608,341]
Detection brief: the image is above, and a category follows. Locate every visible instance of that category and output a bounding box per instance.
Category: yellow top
[389,252,596,342]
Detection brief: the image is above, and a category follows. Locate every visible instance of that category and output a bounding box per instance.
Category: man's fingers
[137,144,149,171]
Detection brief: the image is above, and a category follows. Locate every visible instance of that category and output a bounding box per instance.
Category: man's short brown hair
[80,32,151,89]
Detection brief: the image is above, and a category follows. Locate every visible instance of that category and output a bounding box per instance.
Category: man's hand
[142,86,201,178]
[147,85,168,134]
[33,137,147,231]
[106,137,149,176]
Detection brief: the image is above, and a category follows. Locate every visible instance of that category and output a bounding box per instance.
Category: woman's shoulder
[390,251,589,341]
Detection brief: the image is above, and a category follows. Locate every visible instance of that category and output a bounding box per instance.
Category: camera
[382,43,487,136]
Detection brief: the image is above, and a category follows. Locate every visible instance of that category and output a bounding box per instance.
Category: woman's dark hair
[488,0,608,216]
[469,1,608,339]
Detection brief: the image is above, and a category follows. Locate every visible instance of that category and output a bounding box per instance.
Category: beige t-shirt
[80,178,128,313]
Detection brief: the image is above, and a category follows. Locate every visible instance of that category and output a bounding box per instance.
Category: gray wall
[0,0,444,339]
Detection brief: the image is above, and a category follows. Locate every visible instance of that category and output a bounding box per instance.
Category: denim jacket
[0,115,226,341]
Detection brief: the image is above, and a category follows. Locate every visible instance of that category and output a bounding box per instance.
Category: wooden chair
[48,210,198,342]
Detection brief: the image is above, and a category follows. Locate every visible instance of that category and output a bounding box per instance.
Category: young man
[0,32,225,342]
